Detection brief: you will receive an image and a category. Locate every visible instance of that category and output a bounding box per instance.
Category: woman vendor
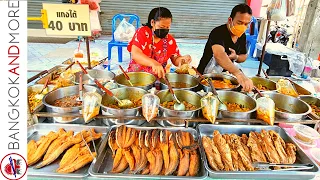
[127,7,192,78]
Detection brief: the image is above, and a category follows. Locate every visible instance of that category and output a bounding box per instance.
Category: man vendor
[197,4,254,92]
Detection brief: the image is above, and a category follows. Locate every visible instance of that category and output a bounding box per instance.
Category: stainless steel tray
[35,65,66,84]
[197,124,319,179]
[89,125,208,179]
[27,123,110,178]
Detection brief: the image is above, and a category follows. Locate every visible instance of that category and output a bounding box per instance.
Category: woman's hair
[143,7,172,28]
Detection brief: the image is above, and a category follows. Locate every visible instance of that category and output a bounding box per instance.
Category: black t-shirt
[197,24,247,74]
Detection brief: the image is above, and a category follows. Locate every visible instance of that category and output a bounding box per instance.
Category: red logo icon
[1,153,27,180]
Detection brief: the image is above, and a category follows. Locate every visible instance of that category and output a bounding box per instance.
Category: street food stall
[26,57,320,180]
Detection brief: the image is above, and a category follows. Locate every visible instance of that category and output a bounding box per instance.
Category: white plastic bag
[267,0,287,21]
[114,18,136,42]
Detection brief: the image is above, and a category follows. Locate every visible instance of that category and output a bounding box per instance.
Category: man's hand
[234,72,254,92]
[228,48,238,61]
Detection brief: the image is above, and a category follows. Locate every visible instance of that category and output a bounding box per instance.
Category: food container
[156,89,202,127]
[27,123,109,178]
[269,76,312,96]
[254,91,311,121]
[217,90,257,120]
[293,124,320,145]
[100,87,147,126]
[250,76,276,91]
[142,88,160,122]
[201,73,240,92]
[89,125,208,179]
[200,92,219,124]
[310,148,320,165]
[276,79,299,97]
[114,72,156,90]
[159,73,199,90]
[198,124,320,179]
[298,95,320,118]
[256,96,275,125]
[28,84,56,113]
[74,69,115,86]
[43,85,101,123]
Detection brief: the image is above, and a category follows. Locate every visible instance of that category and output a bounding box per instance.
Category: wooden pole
[86,37,92,69]
[257,19,271,77]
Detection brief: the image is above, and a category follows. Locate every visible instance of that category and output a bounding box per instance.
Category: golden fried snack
[213,130,234,171]
[57,152,96,173]
[59,144,80,169]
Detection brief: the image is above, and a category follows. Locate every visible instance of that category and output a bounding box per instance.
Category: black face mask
[154,28,169,39]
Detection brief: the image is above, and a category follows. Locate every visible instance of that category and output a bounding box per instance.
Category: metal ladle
[163,76,186,111]
[77,61,134,108]
[208,78,227,111]
[119,65,134,86]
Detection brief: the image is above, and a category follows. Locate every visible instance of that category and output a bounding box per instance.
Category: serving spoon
[208,78,227,111]
[119,65,134,86]
[163,75,186,111]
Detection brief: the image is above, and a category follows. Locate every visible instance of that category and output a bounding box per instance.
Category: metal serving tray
[89,125,208,179]
[27,123,110,178]
[197,124,319,179]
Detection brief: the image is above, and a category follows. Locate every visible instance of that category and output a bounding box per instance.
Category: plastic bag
[142,88,159,122]
[114,18,136,42]
[82,89,102,122]
[201,92,220,124]
[204,56,224,74]
[276,79,299,97]
[256,96,275,125]
[104,80,118,90]
[267,0,286,21]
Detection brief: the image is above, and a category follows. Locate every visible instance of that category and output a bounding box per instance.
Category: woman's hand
[178,55,192,66]
[151,61,165,79]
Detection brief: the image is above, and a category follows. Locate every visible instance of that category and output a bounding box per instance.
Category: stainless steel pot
[157,89,201,127]
[43,85,101,123]
[254,92,311,121]
[217,90,257,119]
[201,73,240,92]
[100,87,147,126]
[299,95,320,118]
[114,72,156,90]
[74,69,115,86]
[159,73,199,90]
[250,76,276,91]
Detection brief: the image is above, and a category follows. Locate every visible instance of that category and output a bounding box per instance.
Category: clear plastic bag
[142,88,159,122]
[267,0,287,21]
[82,89,102,123]
[114,18,136,42]
[256,96,275,125]
[201,92,220,124]
[276,79,299,97]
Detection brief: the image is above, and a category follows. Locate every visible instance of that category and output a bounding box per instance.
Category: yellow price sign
[42,3,91,36]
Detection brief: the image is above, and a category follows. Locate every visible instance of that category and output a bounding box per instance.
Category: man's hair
[230,4,252,19]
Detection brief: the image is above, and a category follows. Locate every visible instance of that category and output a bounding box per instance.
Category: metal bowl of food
[114,72,156,90]
[250,76,276,91]
[159,73,199,90]
[74,69,115,86]
[217,90,257,119]
[254,92,311,121]
[201,73,240,92]
[43,85,101,123]
[298,95,320,118]
[157,89,202,127]
[101,87,147,126]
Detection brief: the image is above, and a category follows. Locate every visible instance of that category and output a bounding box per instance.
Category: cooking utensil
[253,86,264,97]
[208,78,227,111]
[77,61,134,108]
[252,162,314,171]
[76,73,83,102]
[159,73,199,90]
[101,87,147,126]
[163,76,185,111]
[118,65,133,86]
[201,73,240,92]
[35,78,50,100]
[114,72,156,90]
[74,69,115,86]
[192,66,205,79]
[253,91,311,121]
[298,95,320,120]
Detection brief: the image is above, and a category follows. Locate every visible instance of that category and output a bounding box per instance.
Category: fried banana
[108,130,118,157]
[141,164,150,175]
[151,150,163,175]
[59,144,80,169]
[113,148,123,170]
[124,150,135,171]
[27,140,37,161]
[188,150,200,176]
[28,131,58,166]
[116,125,126,149]
[131,145,141,171]
[112,155,129,173]
[177,149,190,176]
[146,151,156,174]
[124,128,137,149]
[57,152,96,173]
[165,134,179,175]
[160,130,170,171]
